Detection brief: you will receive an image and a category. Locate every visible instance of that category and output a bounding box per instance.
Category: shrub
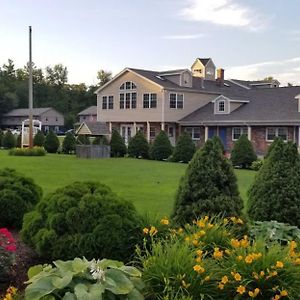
[150,131,173,161]
[16,134,21,147]
[110,129,127,157]
[44,131,60,153]
[231,134,257,168]
[33,130,45,147]
[128,131,149,159]
[172,139,243,225]
[25,257,144,300]
[2,131,16,149]
[76,134,90,145]
[0,228,16,282]
[172,132,196,163]
[250,159,263,171]
[211,136,225,154]
[248,139,300,227]
[0,129,3,147]
[62,132,76,154]
[93,135,109,145]
[9,147,46,156]
[21,181,143,262]
[0,168,42,228]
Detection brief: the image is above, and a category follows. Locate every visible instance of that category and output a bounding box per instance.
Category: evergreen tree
[264,137,280,159]
[110,129,127,157]
[62,132,76,154]
[16,134,21,148]
[0,130,3,147]
[231,134,257,168]
[172,132,196,163]
[248,139,300,227]
[33,130,45,147]
[128,131,149,159]
[76,135,90,145]
[44,131,60,153]
[172,139,243,225]
[92,135,109,145]
[150,131,173,160]
[211,136,225,154]
[2,131,16,149]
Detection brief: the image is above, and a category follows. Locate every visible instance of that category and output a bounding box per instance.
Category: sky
[1,0,300,86]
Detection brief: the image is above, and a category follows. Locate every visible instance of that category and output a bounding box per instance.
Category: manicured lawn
[0,151,256,217]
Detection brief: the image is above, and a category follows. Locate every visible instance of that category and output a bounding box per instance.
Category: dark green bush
[33,130,45,147]
[172,132,196,163]
[2,131,16,149]
[21,181,143,262]
[128,130,149,159]
[0,129,3,147]
[250,159,263,171]
[0,168,42,228]
[248,139,300,227]
[16,134,21,147]
[76,134,90,145]
[9,147,46,156]
[150,131,173,160]
[172,139,243,225]
[211,135,225,154]
[231,134,257,168]
[44,131,60,153]
[110,129,127,157]
[62,132,76,154]
[92,135,109,145]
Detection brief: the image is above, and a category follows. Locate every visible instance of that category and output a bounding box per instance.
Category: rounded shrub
[0,129,3,147]
[21,181,143,262]
[92,135,109,145]
[172,139,243,225]
[0,168,42,228]
[128,130,149,159]
[9,147,46,156]
[33,130,45,147]
[110,129,127,157]
[44,131,60,153]
[172,132,196,163]
[150,130,173,160]
[231,134,257,168]
[62,132,76,154]
[2,131,16,149]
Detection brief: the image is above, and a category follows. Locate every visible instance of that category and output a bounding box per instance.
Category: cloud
[288,30,300,41]
[226,57,300,86]
[180,0,267,31]
[162,33,206,40]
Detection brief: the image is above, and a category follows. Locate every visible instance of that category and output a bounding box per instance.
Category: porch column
[161,122,165,131]
[109,122,112,133]
[147,121,150,142]
[133,122,137,135]
[298,126,300,149]
[204,126,209,142]
[247,126,252,141]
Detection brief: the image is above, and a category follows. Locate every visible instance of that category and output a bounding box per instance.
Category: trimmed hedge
[9,147,46,156]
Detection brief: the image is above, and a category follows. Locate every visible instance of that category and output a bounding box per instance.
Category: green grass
[0,151,256,217]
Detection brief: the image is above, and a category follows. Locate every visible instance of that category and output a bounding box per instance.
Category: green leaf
[52,272,73,289]
[127,289,144,300]
[53,260,74,274]
[105,269,133,295]
[25,276,56,300]
[28,265,44,280]
[40,296,56,300]
[98,259,123,270]
[62,292,76,300]
[72,257,89,273]
[89,284,104,299]
[74,283,89,300]
[119,266,141,277]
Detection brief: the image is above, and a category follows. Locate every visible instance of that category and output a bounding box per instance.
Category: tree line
[0,59,112,129]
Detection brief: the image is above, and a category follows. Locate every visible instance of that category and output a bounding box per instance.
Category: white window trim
[120,81,137,90]
[218,100,225,112]
[185,127,200,141]
[169,93,184,109]
[232,127,248,141]
[143,93,157,109]
[119,92,137,109]
[266,127,288,142]
[102,95,114,110]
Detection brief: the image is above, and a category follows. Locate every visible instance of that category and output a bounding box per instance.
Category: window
[143,93,157,108]
[232,127,248,141]
[185,127,200,140]
[168,126,174,137]
[150,127,156,139]
[102,96,107,109]
[108,96,114,109]
[218,101,225,112]
[102,96,114,109]
[120,81,136,90]
[120,92,136,109]
[169,93,184,109]
[266,127,288,141]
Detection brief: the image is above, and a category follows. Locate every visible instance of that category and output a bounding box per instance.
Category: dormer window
[218,101,225,112]
[120,81,136,90]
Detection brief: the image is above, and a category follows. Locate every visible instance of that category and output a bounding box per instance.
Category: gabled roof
[76,121,109,136]
[3,107,54,117]
[198,58,211,66]
[78,106,97,116]
[229,79,280,89]
[179,86,300,125]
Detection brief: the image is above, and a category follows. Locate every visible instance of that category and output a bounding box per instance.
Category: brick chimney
[216,68,225,86]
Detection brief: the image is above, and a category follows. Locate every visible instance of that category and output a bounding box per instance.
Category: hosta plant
[25,257,144,300]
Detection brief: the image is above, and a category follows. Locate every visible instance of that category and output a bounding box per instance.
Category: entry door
[121,125,132,144]
[168,126,176,146]
[219,127,227,150]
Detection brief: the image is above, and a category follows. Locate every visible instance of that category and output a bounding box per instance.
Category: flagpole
[28,25,33,148]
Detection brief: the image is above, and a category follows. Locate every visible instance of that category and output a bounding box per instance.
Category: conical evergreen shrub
[110,129,127,157]
[44,131,60,153]
[211,136,225,154]
[76,135,90,145]
[150,131,173,160]
[128,131,149,159]
[93,135,109,145]
[231,134,257,168]
[2,131,16,149]
[0,130,3,147]
[172,132,196,163]
[33,130,45,147]
[62,132,76,154]
[172,139,243,225]
[248,139,300,227]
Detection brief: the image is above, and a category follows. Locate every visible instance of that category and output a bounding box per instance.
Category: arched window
[120,81,136,90]
[119,81,137,109]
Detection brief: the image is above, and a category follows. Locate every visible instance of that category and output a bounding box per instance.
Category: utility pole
[28,25,33,148]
